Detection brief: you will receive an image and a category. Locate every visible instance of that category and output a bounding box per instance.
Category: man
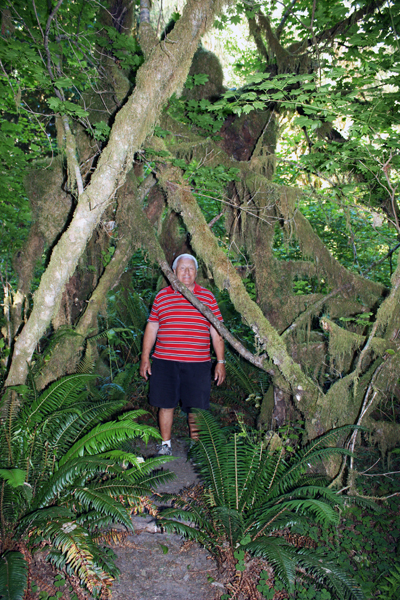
[139,254,226,455]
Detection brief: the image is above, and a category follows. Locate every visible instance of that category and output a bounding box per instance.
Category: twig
[208,212,223,228]
[363,470,400,477]
[276,0,298,38]
[362,243,400,275]
[43,0,64,91]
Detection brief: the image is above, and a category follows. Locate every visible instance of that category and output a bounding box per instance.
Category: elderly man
[139,254,226,455]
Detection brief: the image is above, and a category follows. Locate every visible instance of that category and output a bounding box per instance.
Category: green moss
[258,385,274,430]
[367,420,400,455]
[24,157,73,246]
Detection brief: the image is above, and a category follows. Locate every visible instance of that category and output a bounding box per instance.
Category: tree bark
[34,173,157,390]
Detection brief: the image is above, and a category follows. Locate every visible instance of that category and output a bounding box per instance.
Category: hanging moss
[321,317,395,375]
[294,210,385,307]
[373,251,400,338]
[367,420,400,456]
[24,157,73,247]
[157,163,322,412]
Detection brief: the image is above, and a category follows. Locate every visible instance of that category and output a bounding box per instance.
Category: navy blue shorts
[149,358,211,412]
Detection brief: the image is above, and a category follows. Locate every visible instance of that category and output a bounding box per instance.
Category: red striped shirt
[148,284,223,362]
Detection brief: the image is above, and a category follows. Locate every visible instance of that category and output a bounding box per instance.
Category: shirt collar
[168,283,200,294]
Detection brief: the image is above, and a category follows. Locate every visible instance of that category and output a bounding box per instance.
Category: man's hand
[140,322,159,380]
[139,356,152,380]
[210,325,226,386]
[214,362,226,386]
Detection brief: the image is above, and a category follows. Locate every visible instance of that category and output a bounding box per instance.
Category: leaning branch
[159,262,274,373]
[282,286,349,338]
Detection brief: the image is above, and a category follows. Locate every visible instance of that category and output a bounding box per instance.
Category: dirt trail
[110,438,225,600]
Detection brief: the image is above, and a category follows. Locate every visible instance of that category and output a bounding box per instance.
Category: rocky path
[110,438,225,600]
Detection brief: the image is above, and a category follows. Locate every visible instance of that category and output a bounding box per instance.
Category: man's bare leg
[188,412,199,440]
[159,408,174,441]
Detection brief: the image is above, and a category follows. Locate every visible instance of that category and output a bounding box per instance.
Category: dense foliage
[0,374,172,598]
[0,0,400,597]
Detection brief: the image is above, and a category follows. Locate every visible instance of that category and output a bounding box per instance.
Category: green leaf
[159,543,169,555]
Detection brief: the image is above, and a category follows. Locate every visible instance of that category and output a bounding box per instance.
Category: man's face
[174,258,197,291]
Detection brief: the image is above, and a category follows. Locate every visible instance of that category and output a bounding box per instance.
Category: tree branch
[276,0,298,39]
[139,0,158,58]
[362,243,400,276]
[4,0,227,388]
[320,317,397,356]
[247,17,269,62]
[293,210,386,303]
[315,0,385,47]
[43,0,64,91]
[282,286,349,338]
[34,173,157,390]
[158,261,274,373]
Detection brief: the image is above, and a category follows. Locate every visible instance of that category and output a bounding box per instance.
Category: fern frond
[0,551,28,600]
[274,448,352,495]
[54,399,128,452]
[247,536,297,591]
[212,506,244,546]
[22,374,98,426]
[190,410,228,504]
[39,519,112,594]
[58,418,159,467]
[295,550,365,600]
[158,516,203,542]
[89,470,175,497]
[73,489,133,529]
[299,426,364,461]
[17,506,73,536]
[33,456,123,509]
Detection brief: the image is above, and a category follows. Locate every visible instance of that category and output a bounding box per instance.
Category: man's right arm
[139,321,159,380]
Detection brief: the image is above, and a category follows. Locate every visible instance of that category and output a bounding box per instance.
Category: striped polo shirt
[148,284,223,362]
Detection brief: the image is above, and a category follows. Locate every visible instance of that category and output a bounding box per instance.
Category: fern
[0,372,169,598]
[160,410,365,600]
[0,552,28,600]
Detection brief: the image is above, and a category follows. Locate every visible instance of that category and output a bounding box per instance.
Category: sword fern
[0,373,173,598]
[160,410,364,600]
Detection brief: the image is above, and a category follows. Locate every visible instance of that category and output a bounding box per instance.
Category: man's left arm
[210,325,226,386]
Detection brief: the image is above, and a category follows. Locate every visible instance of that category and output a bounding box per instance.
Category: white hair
[172,254,198,271]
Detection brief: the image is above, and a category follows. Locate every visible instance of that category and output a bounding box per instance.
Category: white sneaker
[156,443,172,456]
